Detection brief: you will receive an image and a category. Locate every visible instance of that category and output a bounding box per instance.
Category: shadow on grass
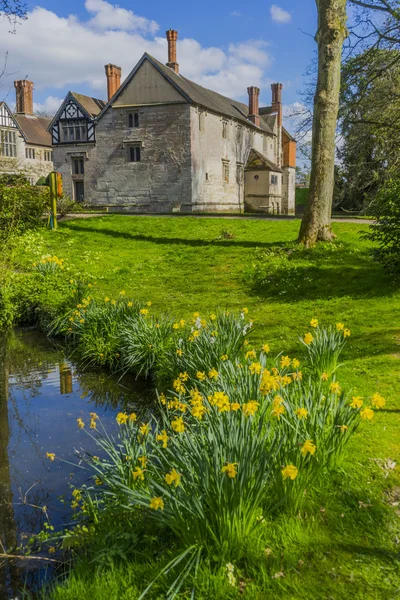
[63,223,290,250]
[334,543,400,563]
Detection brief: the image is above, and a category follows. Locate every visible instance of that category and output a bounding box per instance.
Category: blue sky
[0,0,318,117]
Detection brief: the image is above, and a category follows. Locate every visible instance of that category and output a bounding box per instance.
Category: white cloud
[230,11,242,17]
[85,0,158,34]
[0,2,275,111]
[270,5,291,23]
[34,95,65,116]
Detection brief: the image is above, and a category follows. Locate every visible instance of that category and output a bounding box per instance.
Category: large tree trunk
[298,0,348,246]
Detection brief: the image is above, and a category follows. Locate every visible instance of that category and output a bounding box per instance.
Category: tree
[0,0,27,28]
[337,49,400,210]
[298,0,348,246]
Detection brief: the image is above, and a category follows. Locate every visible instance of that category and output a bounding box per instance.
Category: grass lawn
[13,215,400,599]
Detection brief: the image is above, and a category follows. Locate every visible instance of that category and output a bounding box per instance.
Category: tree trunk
[298,0,348,246]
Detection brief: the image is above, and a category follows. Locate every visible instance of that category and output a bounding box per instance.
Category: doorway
[74,180,84,203]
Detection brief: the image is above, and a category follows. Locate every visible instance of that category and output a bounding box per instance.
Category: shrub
[362,178,400,273]
[0,174,49,243]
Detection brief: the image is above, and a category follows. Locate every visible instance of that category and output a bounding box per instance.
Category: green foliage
[0,173,49,243]
[295,187,308,206]
[362,179,400,273]
[57,196,85,217]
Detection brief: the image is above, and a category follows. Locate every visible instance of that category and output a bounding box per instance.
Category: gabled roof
[70,92,106,117]
[14,114,52,147]
[47,91,106,132]
[97,53,275,135]
[245,148,282,172]
[282,126,296,142]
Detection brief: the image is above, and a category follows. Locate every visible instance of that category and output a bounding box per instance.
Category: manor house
[49,30,296,214]
[0,82,53,183]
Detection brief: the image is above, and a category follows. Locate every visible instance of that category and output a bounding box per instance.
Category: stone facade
[50,33,296,214]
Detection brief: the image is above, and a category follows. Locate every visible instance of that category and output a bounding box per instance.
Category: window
[61,119,88,142]
[237,125,243,144]
[72,158,85,175]
[222,120,228,139]
[263,136,268,153]
[199,111,205,132]
[271,174,278,185]
[25,148,36,159]
[128,112,139,128]
[44,151,52,162]
[129,145,141,162]
[0,130,17,157]
[205,173,209,181]
[222,160,230,183]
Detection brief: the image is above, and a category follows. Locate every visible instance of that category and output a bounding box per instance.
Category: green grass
[11,216,400,599]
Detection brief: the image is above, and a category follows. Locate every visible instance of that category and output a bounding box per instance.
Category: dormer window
[128,112,139,128]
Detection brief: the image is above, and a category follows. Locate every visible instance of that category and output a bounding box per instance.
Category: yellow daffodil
[119,290,126,296]
[339,425,348,433]
[245,350,256,360]
[262,344,270,353]
[179,372,189,382]
[129,412,137,422]
[221,462,238,478]
[295,407,308,419]
[310,318,318,328]
[292,358,300,369]
[140,308,149,316]
[46,452,56,462]
[150,497,164,510]
[176,348,183,356]
[280,355,291,368]
[139,423,150,436]
[301,440,316,457]
[192,404,207,419]
[171,416,185,433]
[127,301,133,307]
[303,333,313,345]
[329,382,341,394]
[336,322,345,331]
[209,368,219,380]
[196,371,207,381]
[242,400,260,417]
[157,429,169,448]
[282,464,298,480]
[230,402,241,411]
[116,412,128,425]
[165,468,182,487]
[371,393,385,409]
[249,362,262,375]
[95,477,103,486]
[221,354,228,361]
[321,372,328,381]
[271,404,285,419]
[132,467,145,481]
[350,396,363,409]
[77,418,85,429]
[90,419,97,430]
[343,328,351,338]
[360,407,374,421]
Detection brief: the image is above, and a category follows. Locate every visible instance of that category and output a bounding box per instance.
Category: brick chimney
[105,64,122,101]
[14,80,34,114]
[271,82,283,126]
[166,29,179,74]
[247,86,260,127]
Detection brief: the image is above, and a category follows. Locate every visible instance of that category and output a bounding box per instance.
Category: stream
[0,328,154,599]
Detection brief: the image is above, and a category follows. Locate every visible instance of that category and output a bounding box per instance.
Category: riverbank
[1,216,400,599]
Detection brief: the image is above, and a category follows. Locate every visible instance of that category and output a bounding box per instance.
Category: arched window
[128,113,133,128]
[134,112,139,127]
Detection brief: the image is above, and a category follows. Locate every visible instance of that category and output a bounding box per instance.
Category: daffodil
[371,393,385,409]
[295,407,308,419]
[282,464,298,480]
[329,382,341,394]
[221,463,238,478]
[116,412,128,425]
[280,355,291,368]
[360,407,374,421]
[139,423,150,436]
[209,368,219,380]
[157,429,169,448]
[249,362,262,375]
[165,468,181,487]
[132,466,145,481]
[46,452,56,462]
[301,440,316,457]
[262,344,270,353]
[171,417,185,433]
[150,497,164,510]
[310,318,318,328]
[140,308,149,316]
[77,418,85,429]
[303,333,313,345]
[242,400,260,417]
[350,396,363,409]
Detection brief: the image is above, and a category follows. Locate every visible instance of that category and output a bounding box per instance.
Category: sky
[0,0,318,120]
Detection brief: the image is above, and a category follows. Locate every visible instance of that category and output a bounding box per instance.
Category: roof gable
[245,148,282,172]
[97,53,274,134]
[112,58,187,107]
[14,114,52,147]
[47,91,105,132]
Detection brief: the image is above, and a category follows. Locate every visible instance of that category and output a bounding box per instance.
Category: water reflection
[0,328,154,598]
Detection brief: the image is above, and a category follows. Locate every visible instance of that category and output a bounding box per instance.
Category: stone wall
[190,107,276,212]
[93,102,192,211]
[282,166,296,215]
[52,143,97,201]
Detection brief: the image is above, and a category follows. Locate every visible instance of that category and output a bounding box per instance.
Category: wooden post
[48,172,62,230]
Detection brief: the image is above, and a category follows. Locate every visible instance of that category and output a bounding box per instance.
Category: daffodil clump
[45,320,386,596]
[33,254,65,274]
[301,318,351,378]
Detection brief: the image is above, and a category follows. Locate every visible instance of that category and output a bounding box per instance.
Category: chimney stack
[166,29,179,74]
[105,64,122,101]
[271,82,283,126]
[14,80,34,114]
[247,86,260,127]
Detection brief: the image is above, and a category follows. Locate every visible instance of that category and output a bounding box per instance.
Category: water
[0,328,154,599]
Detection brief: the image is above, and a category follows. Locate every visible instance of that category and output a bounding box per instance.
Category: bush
[0,174,49,243]
[57,196,85,217]
[362,179,400,273]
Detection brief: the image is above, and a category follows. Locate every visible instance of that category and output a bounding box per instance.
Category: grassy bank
[3,215,400,599]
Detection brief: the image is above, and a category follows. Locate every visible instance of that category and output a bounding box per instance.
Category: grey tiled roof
[98,53,275,135]
[70,93,106,117]
[14,114,52,147]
